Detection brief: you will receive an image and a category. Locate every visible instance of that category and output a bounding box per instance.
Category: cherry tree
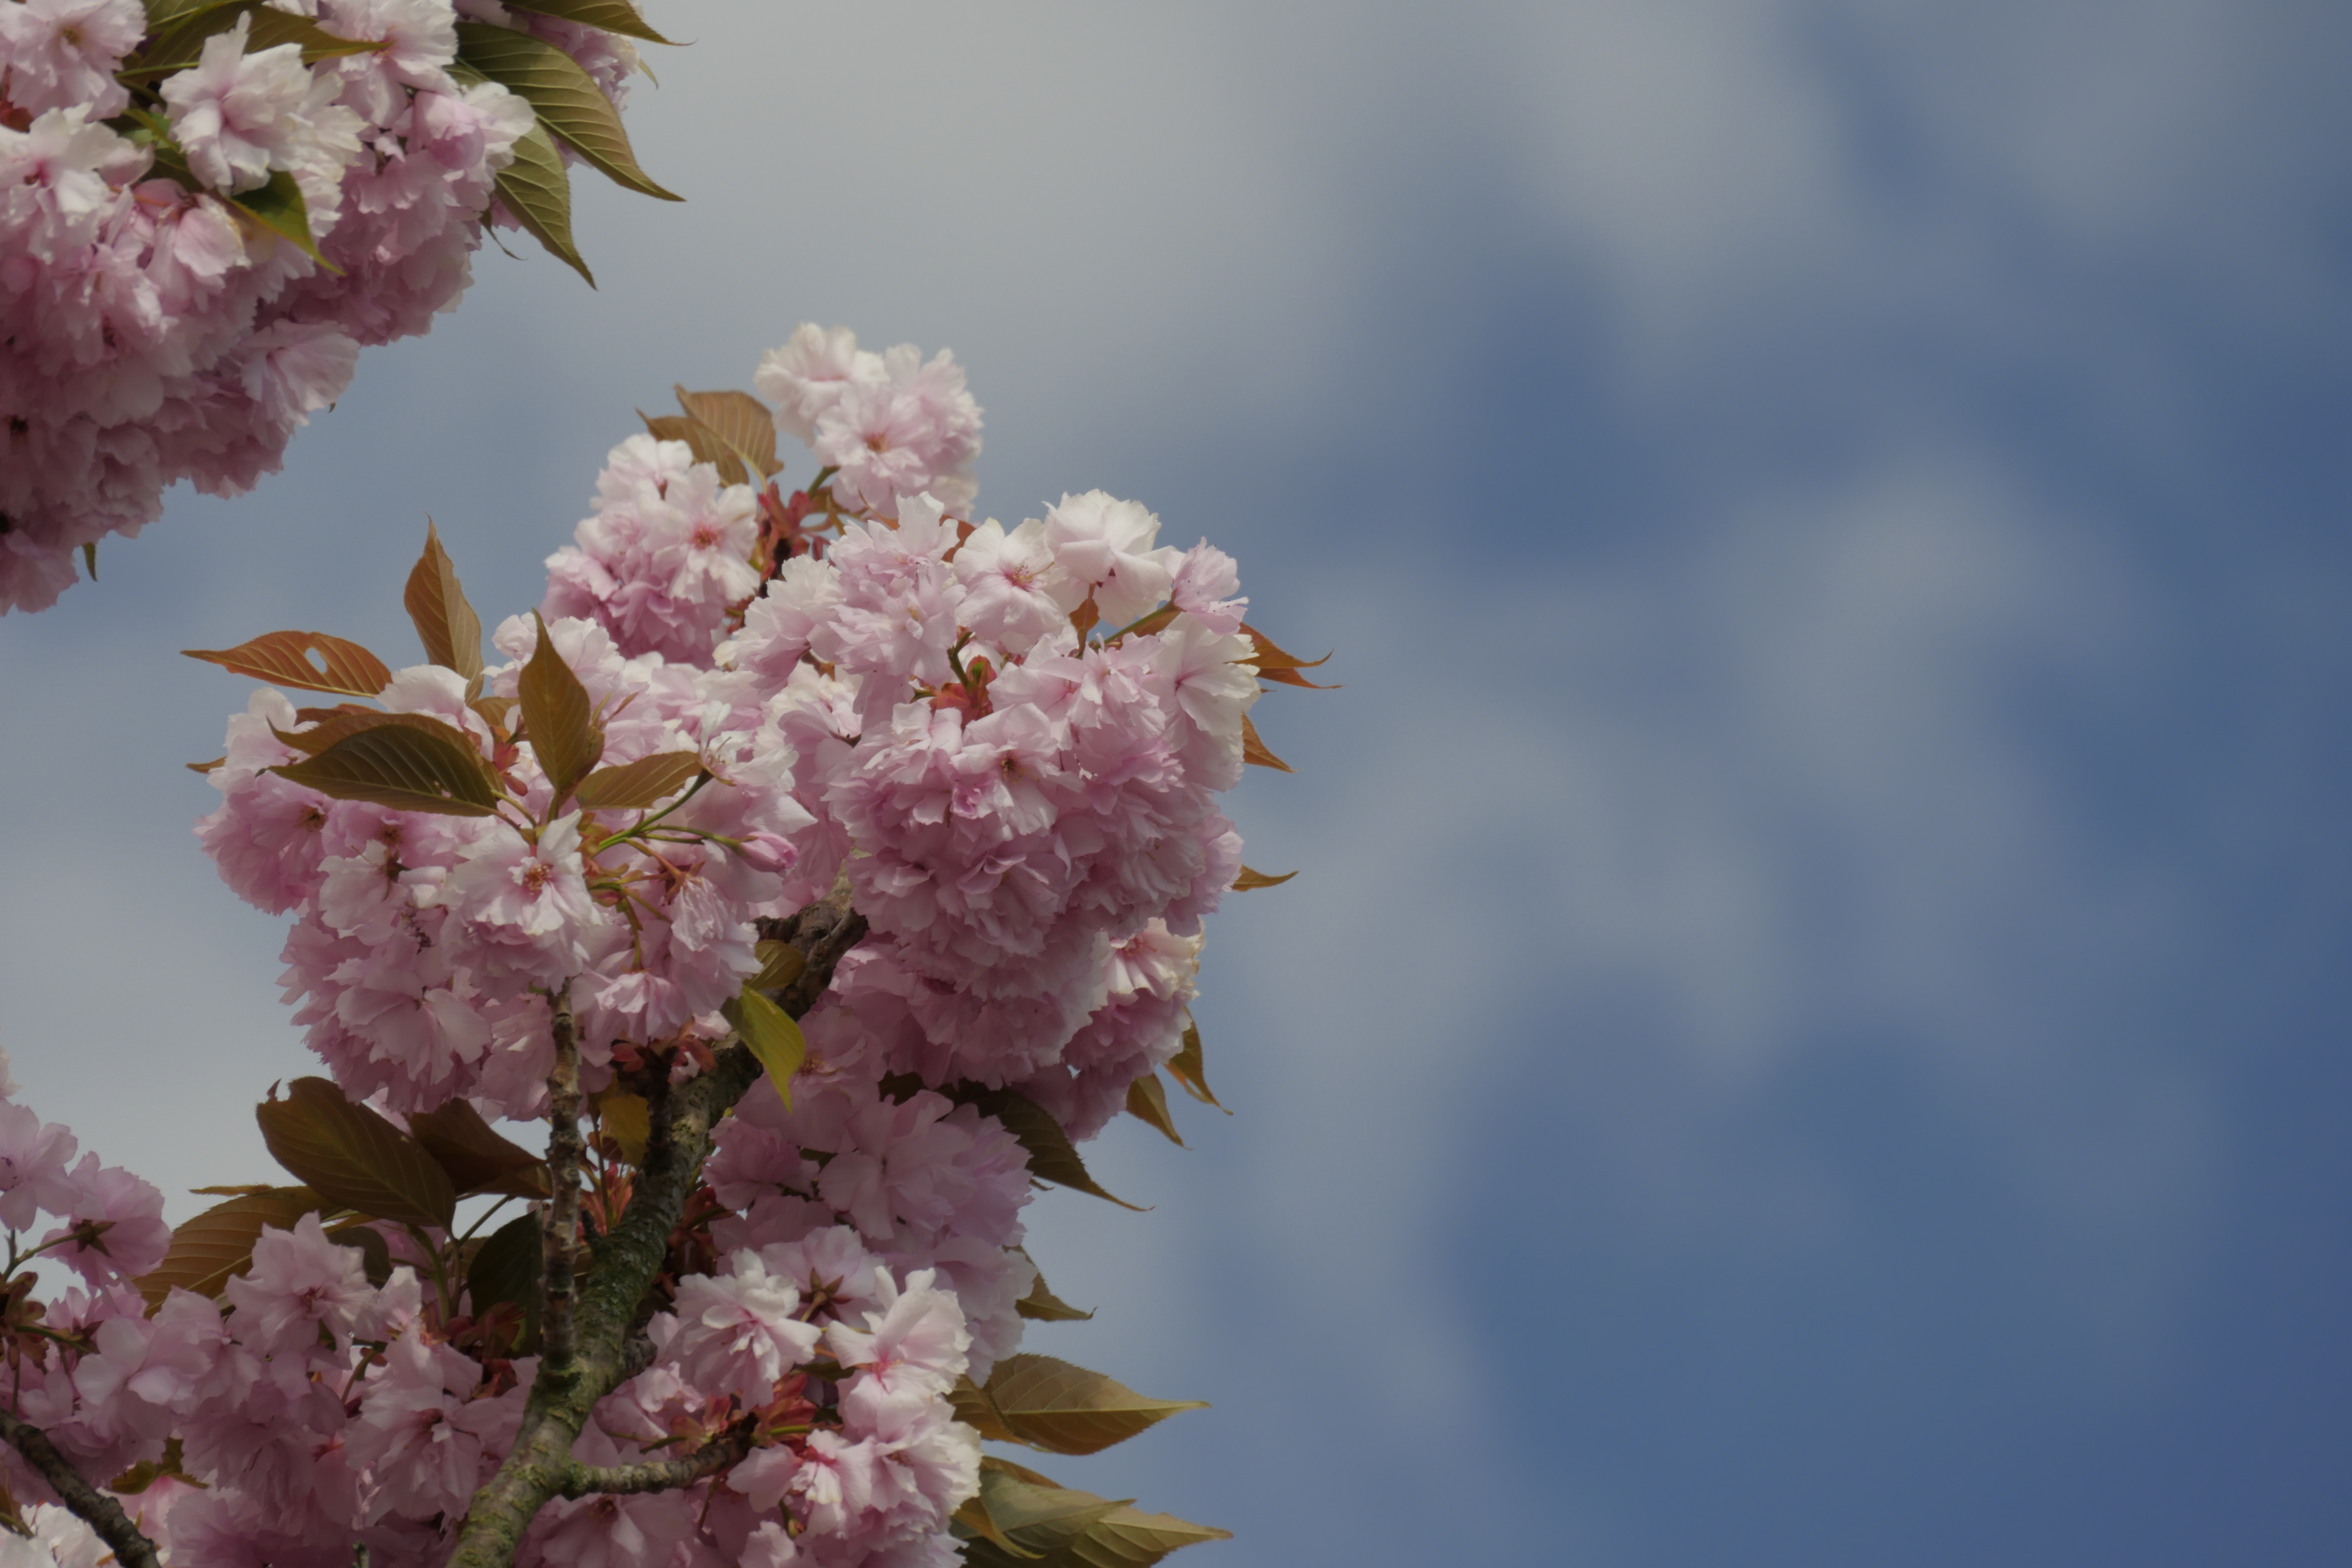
[0,324,1326,1567]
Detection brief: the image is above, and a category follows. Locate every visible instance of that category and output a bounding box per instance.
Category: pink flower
[1040,490,1175,627]
[762,327,982,521]
[542,436,762,662]
[951,517,1065,655]
[1168,539,1247,633]
[41,1155,169,1284]
[431,812,610,985]
[70,1289,234,1430]
[1146,616,1261,791]
[655,1252,822,1408]
[826,1268,970,1437]
[347,1328,491,1522]
[757,1225,883,1320]
[235,319,360,429]
[0,1100,79,1230]
[755,322,860,443]
[0,0,145,118]
[221,1212,376,1353]
[159,17,362,197]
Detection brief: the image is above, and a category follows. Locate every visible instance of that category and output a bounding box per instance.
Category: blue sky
[4,4,2350,1563]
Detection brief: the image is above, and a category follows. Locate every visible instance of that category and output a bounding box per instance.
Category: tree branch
[0,1409,162,1568]
[540,992,583,1364]
[555,1424,754,1499]
[446,878,865,1568]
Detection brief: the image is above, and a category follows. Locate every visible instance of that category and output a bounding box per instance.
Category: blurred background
[4,2,2350,1563]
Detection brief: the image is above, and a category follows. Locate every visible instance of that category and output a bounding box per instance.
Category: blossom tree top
[0,327,1328,1568]
[0,0,679,614]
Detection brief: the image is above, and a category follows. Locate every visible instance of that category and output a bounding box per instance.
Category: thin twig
[0,1408,162,1568]
[556,1423,755,1499]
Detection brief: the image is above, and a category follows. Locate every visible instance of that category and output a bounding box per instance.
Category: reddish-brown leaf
[134,1187,325,1309]
[274,709,465,756]
[674,387,781,481]
[1231,865,1298,891]
[1012,1247,1094,1322]
[1240,714,1293,772]
[1122,1075,1184,1147]
[519,610,603,804]
[973,1354,1208,1456]
[573,750,705,811]
[183,631,392,698]
[1239,622,1336,688]
[1163,1019,1227,1113]
[408,1099,550,1199]
[402,522,484,681]
[256,1078,456,1229]
[271,714,502,816]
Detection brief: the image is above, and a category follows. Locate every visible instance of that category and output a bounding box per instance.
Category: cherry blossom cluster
[0,0,644,614]
[60,327,1279,1565]
[201,611,815,1122]
[0,1054,986,1564]
[551,325,1254,1144]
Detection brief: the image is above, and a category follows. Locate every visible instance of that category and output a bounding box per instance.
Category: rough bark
[445,880,865,1568]
[539,995,583,1365]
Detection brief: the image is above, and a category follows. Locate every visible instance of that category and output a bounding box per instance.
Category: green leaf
[957,1088,1144,1210]
[955,1461,1126,1563]
[495,0,673,45]
[402,521,485,681]
[184,630,392,697]
[1056,1507,1235,1568]
[1013,1248,1093,1323]
[520,610,603,806]
[142,0,231,26]
[133,1186,324,1309]
[108,1438,197,1498]
[408,1099,551,1199]
[722,984,807,1110]
[122,2,383,82]
[454,23,679,200]
[270,713,502,816]
[489,115,592,285]
[594,1089,650,1165]
[573,750,705,811]
[1230,865,1296,891]
[673,386,781,483]
[747,938,807,995]
[962,1354,1208,1458]
[1122,1074,1183,1147]
[1163,1020,1227,1113]
[79,541,96,581]
[255,1077,458,1229]
[464,1213,543,1341]
[230,169,334,270]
